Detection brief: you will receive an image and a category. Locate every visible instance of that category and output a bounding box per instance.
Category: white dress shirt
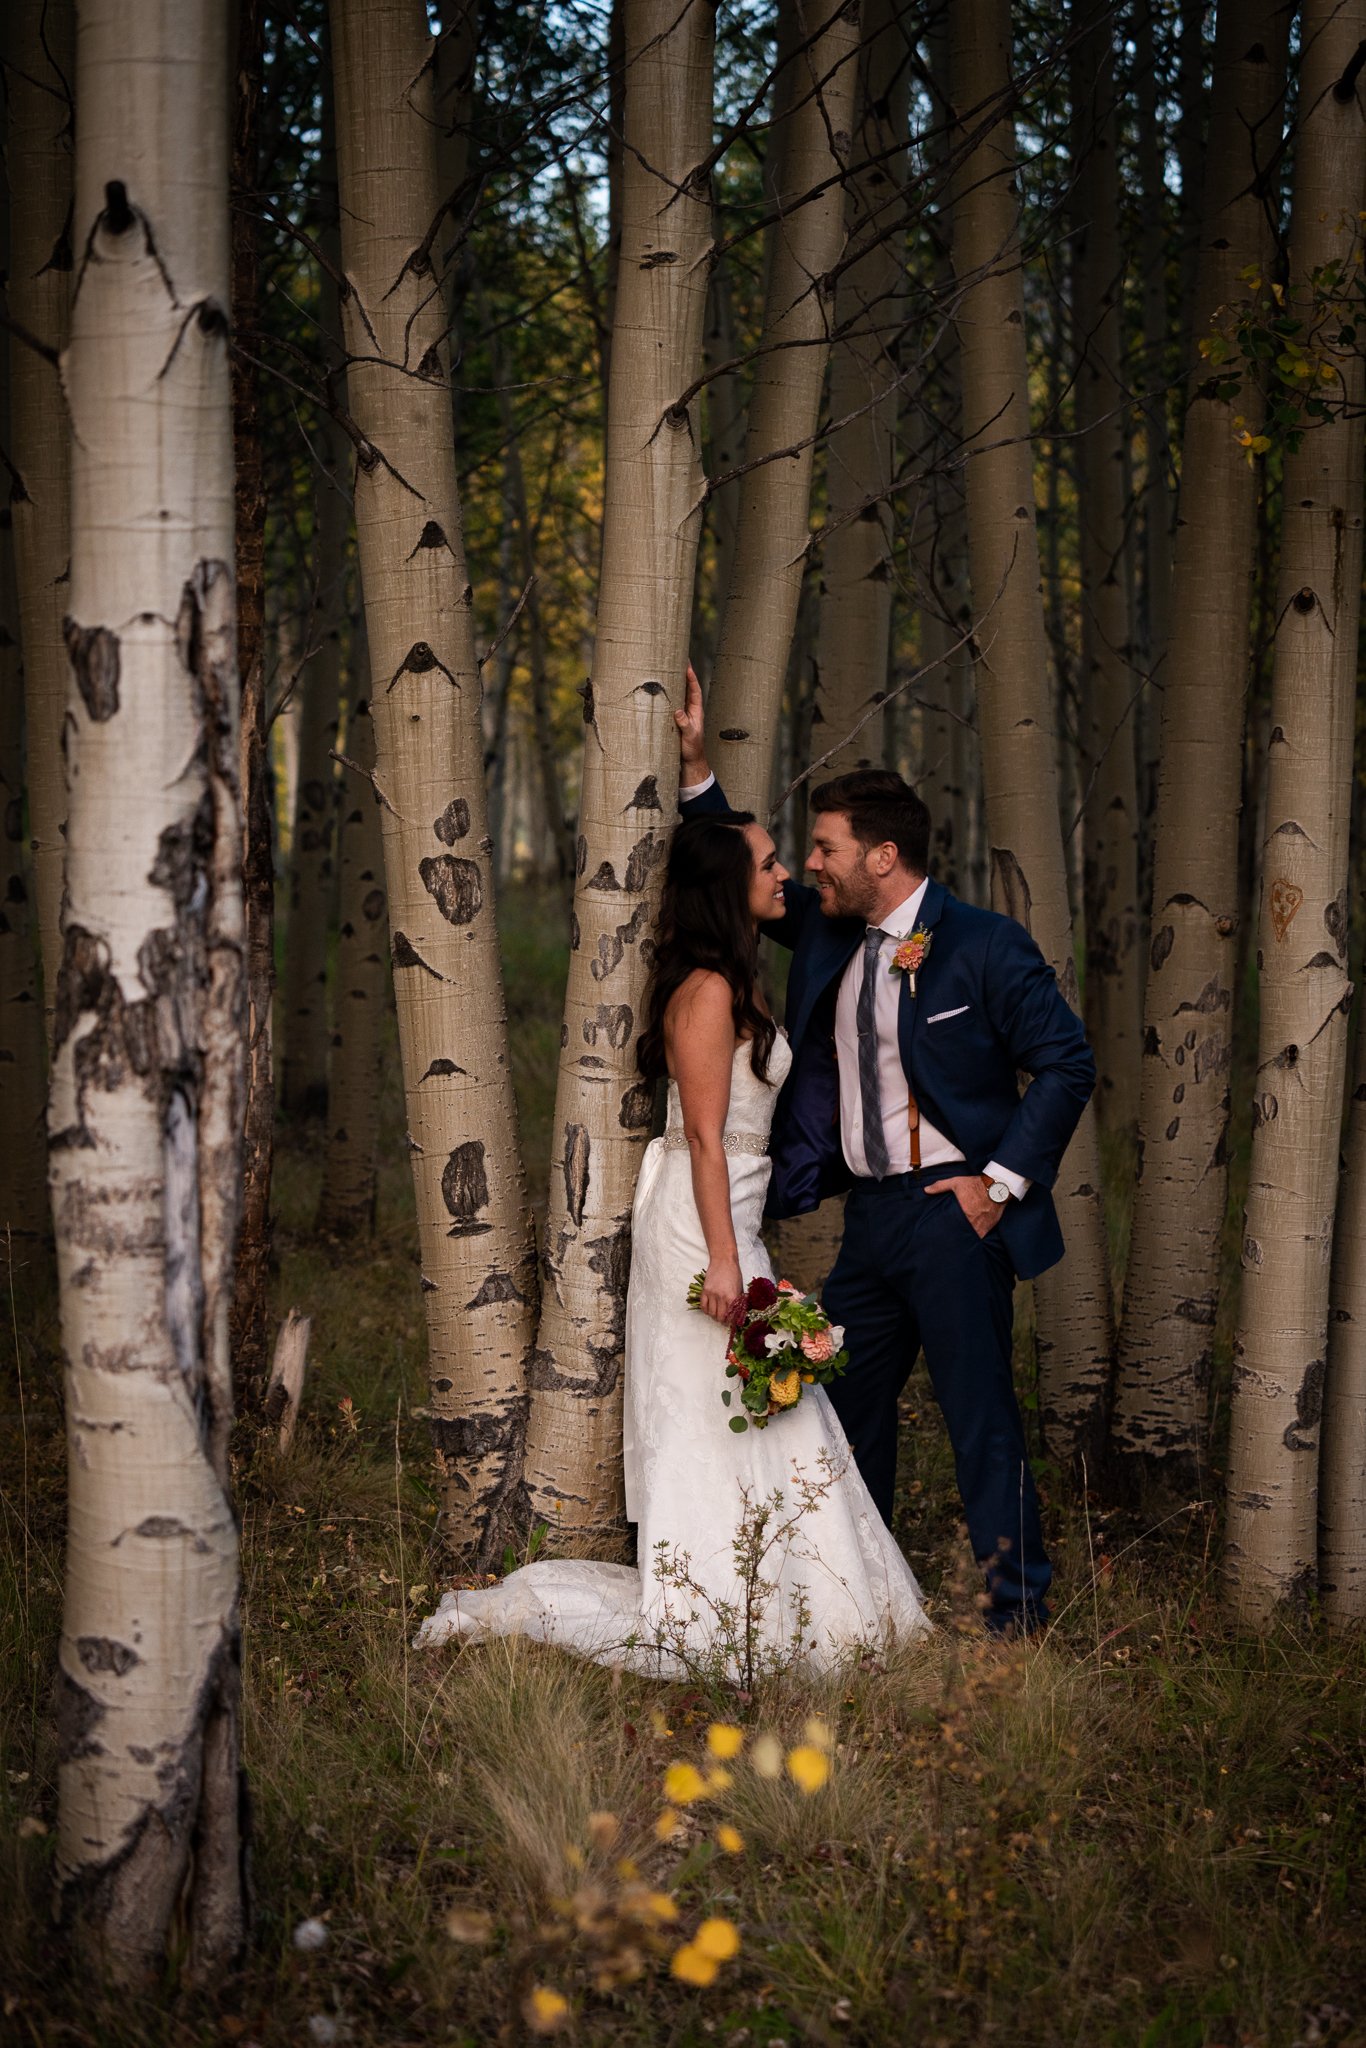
[678,781,1028,1197]
[836,883,1028,1195]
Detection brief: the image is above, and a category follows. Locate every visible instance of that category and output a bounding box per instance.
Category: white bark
[4,0,74,1046]
[1224,0,1366,1623]
[808,0,909,782]
[1113,0,1287,1491]
[706,0,861,817]
[1321,992,1366,1622]
[522,0,714,1539]
[50,0,244,1978]
[0,483,49,1240]
[329,0,536,1561]
[949,0,1112,1462]
[319,668,389,1239]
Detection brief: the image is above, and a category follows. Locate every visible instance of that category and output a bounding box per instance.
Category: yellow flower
[715,1823,745,1854]
[655,1806,680,1841]
[695,1917,741,1961]
[706,1766,733,1793]
[664,1761,708,1805]
[751,1733,783,1779]
[769,1367,801,1408]
[787,1744,831,1793]
[671,1943,719,1987]
[804,1715,833,1750]
[707,1722,745,1760]
[524,1985,570,2033]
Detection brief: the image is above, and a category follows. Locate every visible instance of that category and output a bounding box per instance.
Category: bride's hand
[700,1253,744,1326]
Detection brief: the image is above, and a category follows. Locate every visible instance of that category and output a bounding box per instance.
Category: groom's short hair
[809,769,931,875]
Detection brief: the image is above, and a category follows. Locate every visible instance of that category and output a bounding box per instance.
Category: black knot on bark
[1292,587,1316,614]
[102,181,135,235]
[196,299,229,337]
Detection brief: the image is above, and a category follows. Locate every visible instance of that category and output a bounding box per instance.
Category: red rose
[746,1276,778,1311]
[744,1319,774,1359]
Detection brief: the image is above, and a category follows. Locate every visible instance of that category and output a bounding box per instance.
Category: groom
[676,677,1095,1633]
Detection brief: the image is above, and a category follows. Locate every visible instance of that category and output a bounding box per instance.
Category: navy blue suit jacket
[688,782,1096,1281]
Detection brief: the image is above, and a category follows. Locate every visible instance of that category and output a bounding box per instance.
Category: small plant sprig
[1199,213,1366,460]
[686,1273,848,1430]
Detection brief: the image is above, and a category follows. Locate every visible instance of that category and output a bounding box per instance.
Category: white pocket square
[926,1005,970,1025]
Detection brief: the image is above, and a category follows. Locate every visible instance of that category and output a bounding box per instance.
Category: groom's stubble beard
[811,857,880,922]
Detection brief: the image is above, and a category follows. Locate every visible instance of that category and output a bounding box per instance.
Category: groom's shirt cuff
[985,1159,1031,1201]
[679,772,715,800]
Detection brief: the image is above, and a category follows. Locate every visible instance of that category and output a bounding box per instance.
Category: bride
[416,811,929,1677]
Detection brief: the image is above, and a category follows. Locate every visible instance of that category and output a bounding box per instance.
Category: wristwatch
[981,1175,1012,1206]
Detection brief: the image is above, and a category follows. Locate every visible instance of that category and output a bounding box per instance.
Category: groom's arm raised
[674,665,818,952]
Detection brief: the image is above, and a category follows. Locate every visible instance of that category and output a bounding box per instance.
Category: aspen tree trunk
[318,670,388,1238]
[278,477,346,1117]
[1132,0,1173,710]
[50,0,245,1978]
[230,0,274,1409]
[330,0,535,1561]
[488,326,573,880]
[280,82,347,1119]
[5,0,73,1046]
[706,0,860,818]
[0,494,48,1241]
[1321,993,1366,1622]
[808,0,908,783]
[1224,0,1366,1624]
[1112,1,1287,1493]
[1071,0,1140,1138]
[521,0,714,1539]
[697,238,745,674]
[950,0,1112,1462]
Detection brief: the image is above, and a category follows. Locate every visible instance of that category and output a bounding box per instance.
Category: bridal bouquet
[686,1273,849,1432]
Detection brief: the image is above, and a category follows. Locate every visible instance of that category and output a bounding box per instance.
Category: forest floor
[3,886,1365,2048]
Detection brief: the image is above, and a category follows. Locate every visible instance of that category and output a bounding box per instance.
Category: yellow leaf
[670,1943,719,1987]
[644,1891,679,1922]
[787,1745,831,1793]
[715,1823,745,1855]
[694,1916,741,1961]
[664,1761,708,1805]
[524,1985,570,2033]
[1249,435,1272,455]
[706,1722,744,1760]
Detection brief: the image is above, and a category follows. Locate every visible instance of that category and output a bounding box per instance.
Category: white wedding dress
[415,1033,930,1678]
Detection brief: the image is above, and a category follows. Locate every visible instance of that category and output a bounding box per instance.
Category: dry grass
[3,887,1365,2046]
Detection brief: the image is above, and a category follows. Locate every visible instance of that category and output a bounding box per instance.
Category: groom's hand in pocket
[926,1174,1001,1240]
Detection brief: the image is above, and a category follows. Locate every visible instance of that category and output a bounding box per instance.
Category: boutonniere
[890,926,932,996]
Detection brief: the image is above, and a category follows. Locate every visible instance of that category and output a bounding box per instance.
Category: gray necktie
[857,926,890,1179]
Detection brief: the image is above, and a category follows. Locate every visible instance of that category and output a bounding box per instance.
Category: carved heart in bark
[1268,878,1304,944]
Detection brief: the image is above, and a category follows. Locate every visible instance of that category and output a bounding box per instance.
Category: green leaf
[729,1416,748,1433]
[722,1389,731,1408]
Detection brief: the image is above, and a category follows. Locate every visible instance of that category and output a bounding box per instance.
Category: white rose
[764,1330,797,1355]
[826,1326,845,1350]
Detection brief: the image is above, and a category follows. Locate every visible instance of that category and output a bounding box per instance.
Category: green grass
[3,886,1364,2047]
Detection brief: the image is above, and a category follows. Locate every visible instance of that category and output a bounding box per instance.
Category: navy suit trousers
[823,1171,1052,1629]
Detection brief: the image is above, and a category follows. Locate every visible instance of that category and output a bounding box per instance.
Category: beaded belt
[662,1127,769,1157]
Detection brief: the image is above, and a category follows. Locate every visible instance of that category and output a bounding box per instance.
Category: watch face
[988,1182,1010,1204]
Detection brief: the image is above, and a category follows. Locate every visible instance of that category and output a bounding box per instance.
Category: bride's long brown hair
[637,813,777,1083]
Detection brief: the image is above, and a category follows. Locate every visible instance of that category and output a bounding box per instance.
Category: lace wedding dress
[415,1033,929,1677]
